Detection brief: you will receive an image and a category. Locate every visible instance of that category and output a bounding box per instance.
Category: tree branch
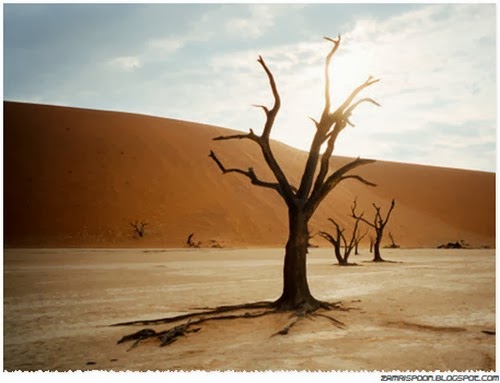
[343,98,381,127]
[212,56,295,205]
[339,174,377,187]
[328,217,348,249]
[321,35,341,123]
[296,36,343,200]
[345,214,363,255]
[351,197,376,229]
[336,76,380,120]
[297,37,379,202]
[318,230,337,246]
[209,150,284,196]
[252,104,270,115]
[251,56,295,204]
[312,130,338,196]
[306,157,376,215]
[257,55,280,140]
[380,199,396,229]
[213,130,259,142]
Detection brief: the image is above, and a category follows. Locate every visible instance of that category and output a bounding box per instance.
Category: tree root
[113,300,347,350]
[270,310,346,337]
[111,300,274,327]
[272,315,304,336]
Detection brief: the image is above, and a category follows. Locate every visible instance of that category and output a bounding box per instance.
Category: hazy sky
[4,3,496,172]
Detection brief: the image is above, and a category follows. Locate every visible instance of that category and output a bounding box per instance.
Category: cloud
[203,4,495,171]
[148,37,184,54]
[107,56,142,72]
[4,4,495,171]
[224,4,276,39]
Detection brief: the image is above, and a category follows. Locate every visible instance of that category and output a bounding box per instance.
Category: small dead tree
[130,221,148,238]
[116,35,379,349]
[354,226,368,255]
[186,233,201,248]
[351,198,396,262]
[319,216,363,266]
[369,236,374,253]
[386,232,400,249]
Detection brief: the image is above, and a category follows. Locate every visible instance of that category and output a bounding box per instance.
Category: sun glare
[271,38,379,155]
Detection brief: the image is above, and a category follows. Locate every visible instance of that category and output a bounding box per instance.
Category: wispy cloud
[107,56,142,72]
[224,4,276,39]
[148,37,184,54]
[3,3,495,171]
[207,3,495,171]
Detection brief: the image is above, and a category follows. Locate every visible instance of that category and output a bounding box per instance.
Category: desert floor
[3,248,495,372]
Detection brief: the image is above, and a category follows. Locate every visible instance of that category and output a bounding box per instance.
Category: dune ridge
[4,101,495,248]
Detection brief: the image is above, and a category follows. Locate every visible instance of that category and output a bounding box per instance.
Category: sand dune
[4,101,495,248]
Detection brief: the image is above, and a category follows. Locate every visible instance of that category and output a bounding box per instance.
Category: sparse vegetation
[437,240,469,249]
[209,240,223,248]
[186,233,201,248]
[319,215,365,266]
[351,198,396,262]
[130,221,148,238]
[384,232,400,249]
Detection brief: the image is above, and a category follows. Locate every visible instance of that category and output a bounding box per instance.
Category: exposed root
[113,300,347,350]
[312,312,346,329]
[117,324,202,351]
[272,315,304,336]
[111,300,275,327]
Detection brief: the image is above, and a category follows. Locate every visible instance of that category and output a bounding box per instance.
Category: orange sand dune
[4,101,495,248]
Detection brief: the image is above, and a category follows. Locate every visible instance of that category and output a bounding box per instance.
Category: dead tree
[386,231,400,249]
[115,36,379,349]
[319,216,364,266]
[186,233,201,248]
[209,35,378,311]
[130,221,148,238]
[351,198,396,262]
[369,236,374,253]
[354,226,368,255]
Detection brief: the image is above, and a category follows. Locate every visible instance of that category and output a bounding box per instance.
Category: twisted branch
[209,55,295,205]
[209,151,284,196]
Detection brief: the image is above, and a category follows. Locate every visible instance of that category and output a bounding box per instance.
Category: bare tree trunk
[373,233,384,262]
[354,227,367,255]
[275,209,320,311]
[334,243,345,265]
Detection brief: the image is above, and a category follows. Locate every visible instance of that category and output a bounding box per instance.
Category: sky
[3,2,497,172]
